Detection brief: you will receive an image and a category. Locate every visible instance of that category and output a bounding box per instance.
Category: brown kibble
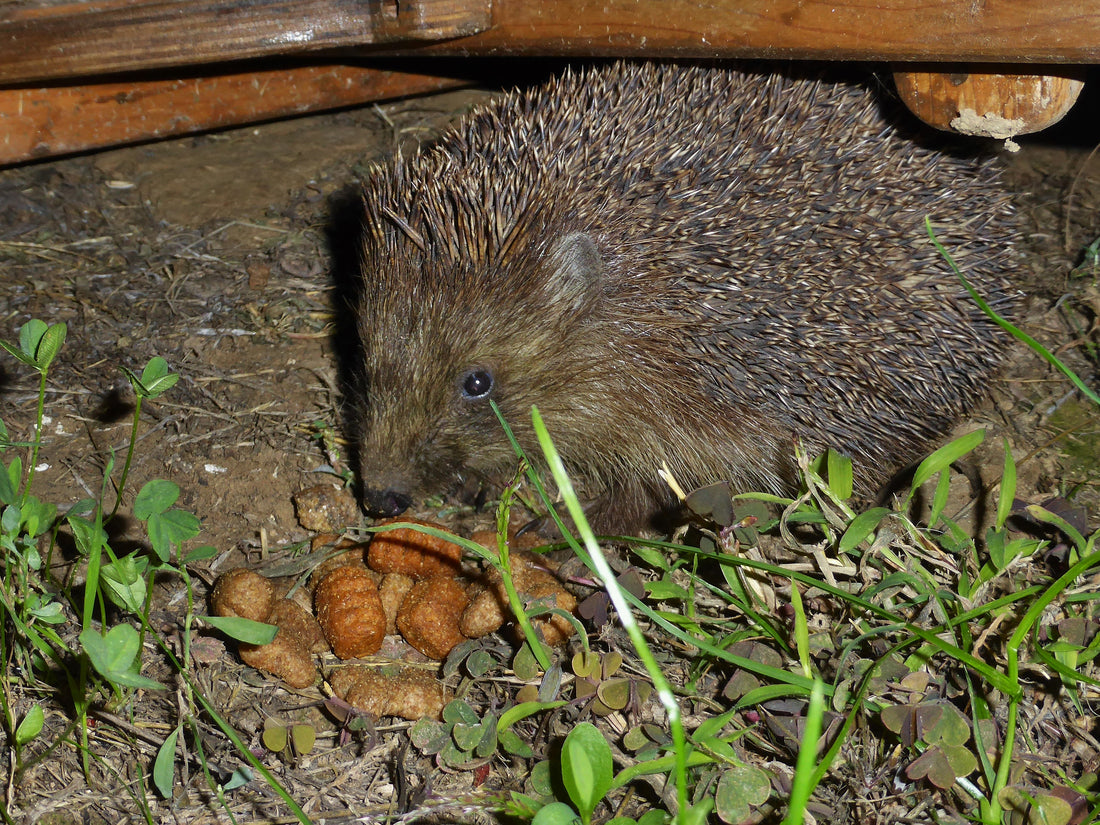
[510,550,561,586]
[293,483,360,533]
[239,631,318,689]
[210,568,275,623]
[378,573,415,636]
[315,566,386,659]
[312,538,372,581]
[522,581,578,647]
[396,576,469,660]
[310,533,340,552]
[330,665,445,720]
[459,585,506,638]
[269,598,328,654]
[470,529,546,554]
[459,551,576,645]
[367,519,463,580]
[280,582,316,616]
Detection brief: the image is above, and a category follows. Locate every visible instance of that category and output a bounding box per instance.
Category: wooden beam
[0,0,491,84]
[380,0,1100,64]
[2,0,1098,87]
[0,63,470,166]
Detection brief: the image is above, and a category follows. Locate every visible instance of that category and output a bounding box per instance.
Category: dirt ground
[2,65,1100,823]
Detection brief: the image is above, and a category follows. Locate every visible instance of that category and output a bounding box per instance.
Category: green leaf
[645,578,690,601]
[183,545,218,563]
[409,719,450,754]
[928,466,952,526]
[20,495,56,539]
[134,479,180,519]
[1,504,20,536]
[474,716,498,758]
[138,357,180,398]
[203,615,278,645]
[27,598,65,624]
[153,726,180,798]
[825,449,853,500]
[908,430,984,494]
[996,438,1017,530]
[146,509,201,562]
[68,514,107,559]
[531,802,582,825]
[290,724,316,755]
[0,337,34,367]
[907,747,956,788]
[34,322,66,370]
[923,703,971,747]
[940,743,978,779]
[466,649,494,677]
[17,320,47,364]
[101,554,149,614]
[15,703,44,746]
[263,724,288,752]
[498,727,535,758]
[999,789,1073,825]
[80,624,165,690]
[561,722,613,825]
[0,459,16,505]
[530,759,554,797]
[512,643,540,680]
[986,527,1009,571]
[453,722,484,752]
[681,800,715,825]
[443,699,481,726]
[838,507,890,555]
[715,765,772,824]
[222,766,252,791]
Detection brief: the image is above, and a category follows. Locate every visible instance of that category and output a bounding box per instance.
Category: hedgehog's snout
[361,486,414,519]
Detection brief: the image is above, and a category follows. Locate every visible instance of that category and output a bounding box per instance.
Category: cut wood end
[893,67,1085,140]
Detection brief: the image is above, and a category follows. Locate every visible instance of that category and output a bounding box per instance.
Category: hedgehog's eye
[461,369,494,400]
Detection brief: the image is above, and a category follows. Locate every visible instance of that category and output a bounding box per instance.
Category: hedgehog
[348,61,1019,533]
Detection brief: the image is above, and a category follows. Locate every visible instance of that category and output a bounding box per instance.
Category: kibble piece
[396,576,469,660]
[269,598,328,654]
[460,551,576,645]
[210,568,275,623]
[315,566,386,659]
[311,537,372,581]
[367,519,463,580]
[330,665,445,720]
[522,581,578,647]
[378,573,415,636]
[239,631,318,689]
[459,580,504,638]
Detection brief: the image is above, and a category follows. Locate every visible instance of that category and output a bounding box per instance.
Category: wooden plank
[1,0,1096,87]
[0,0,491,83]
[384,0,1100,63]
[0,63,470,166]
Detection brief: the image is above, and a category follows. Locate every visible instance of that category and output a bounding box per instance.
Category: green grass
[4,273,1100,825]
[0,319,308,825]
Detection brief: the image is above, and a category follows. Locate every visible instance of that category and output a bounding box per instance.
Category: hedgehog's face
[353,231,607,518]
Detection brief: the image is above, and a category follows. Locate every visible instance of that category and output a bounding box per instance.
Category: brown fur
[350,61,1019,532]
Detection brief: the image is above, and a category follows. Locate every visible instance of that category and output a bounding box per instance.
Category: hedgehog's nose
[362,487,413,518]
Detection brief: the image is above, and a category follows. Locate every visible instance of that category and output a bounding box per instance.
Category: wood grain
[391,0,1100,63]
[0,63,469,165]
[0,0,491,83]
[894,67,1086,136]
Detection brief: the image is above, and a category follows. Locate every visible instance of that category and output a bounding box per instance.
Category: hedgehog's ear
[544,232,603,313]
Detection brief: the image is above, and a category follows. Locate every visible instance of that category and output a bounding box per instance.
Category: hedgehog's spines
[353,61,1019,532]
